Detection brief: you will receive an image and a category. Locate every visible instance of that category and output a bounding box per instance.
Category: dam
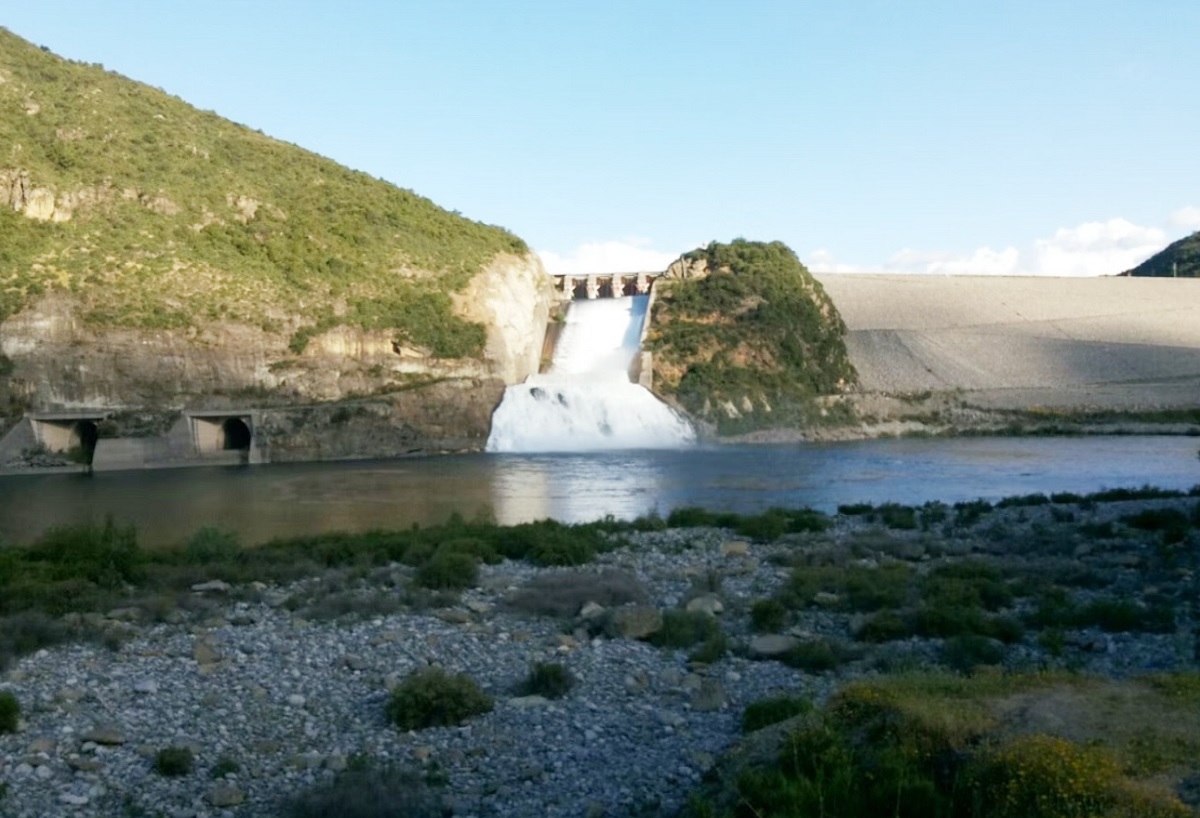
[814,273,1200,412]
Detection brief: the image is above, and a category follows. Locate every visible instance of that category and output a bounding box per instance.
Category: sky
[3,1,1198,277]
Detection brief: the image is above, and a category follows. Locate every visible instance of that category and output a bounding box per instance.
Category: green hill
[0,27,526,357]
[1121,231,1200,278]
[647,239,857,434]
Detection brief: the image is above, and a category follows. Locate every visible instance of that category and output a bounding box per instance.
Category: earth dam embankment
[814,274,1200,414]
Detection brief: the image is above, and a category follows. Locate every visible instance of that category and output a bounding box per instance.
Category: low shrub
[0,691,19,733]
[210,755,240,779]
[182,527,242,564]
[688,632,729,664]
[284,766,441,818]
[921,561,1013,611]
[877,503,918,530]
[742,695,813,732]
[942,635,1006,674]
[413,550,478,591]
[750,598,788,632]
[1123,508,1191,544]
[838,503,874,516]
[0,612,71,670]
[651,610,723,649]
[154,746,195,777]
[1076,599,1175,634]
[781,563,911,613]
[386,667,493,730]
[953,499,994,527]
[505,569,648,617]
[783,639,850,673]
[518,662,575,699]
[996,492,1051,508]
[855,610,912,643]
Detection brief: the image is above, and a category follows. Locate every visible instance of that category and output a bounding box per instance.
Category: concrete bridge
[550,271,660,301]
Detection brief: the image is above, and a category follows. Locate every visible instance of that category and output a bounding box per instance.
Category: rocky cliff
[0,28,553,456]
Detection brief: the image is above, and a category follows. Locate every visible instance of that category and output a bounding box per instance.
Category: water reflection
[0,436,1195,548]
[489,453,668,525]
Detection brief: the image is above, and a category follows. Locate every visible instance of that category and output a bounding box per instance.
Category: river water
[0,436,1197,548]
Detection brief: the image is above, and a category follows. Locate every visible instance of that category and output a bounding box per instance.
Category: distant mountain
[1120,231,1200,278]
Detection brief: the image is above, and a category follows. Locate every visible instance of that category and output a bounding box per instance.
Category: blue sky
[4,1,1198,276]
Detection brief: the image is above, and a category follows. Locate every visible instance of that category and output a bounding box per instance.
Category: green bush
[876,503,918,530]
[750,598,788,632]
[651,610,723,649]
[284,766,442,818]
[386,668,493,730]
[210,755,240,779]
[183,527,242,564]
[0,691,19,733]
[414,550,479,591]
[153,746,195,777]
[518,662,575,699]
[942,635,1005,674]
[742,695,813,733]
[688,632,729,664]
[783,639,849,673]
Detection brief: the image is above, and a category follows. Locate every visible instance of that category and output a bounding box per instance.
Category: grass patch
[153,747,195,777]
[666,506,829,540]
[0,691,18,733]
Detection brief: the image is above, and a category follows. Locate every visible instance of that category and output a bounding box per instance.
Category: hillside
[0,28,553,456]
[646,240,857,434]
[1121,230,1200,278]
[0,27,529,351]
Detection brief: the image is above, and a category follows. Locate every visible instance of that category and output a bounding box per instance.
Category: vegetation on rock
[0,28,526,356]
[647,239,857,434]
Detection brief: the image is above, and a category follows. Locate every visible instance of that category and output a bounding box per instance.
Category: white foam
[486,295,695,453]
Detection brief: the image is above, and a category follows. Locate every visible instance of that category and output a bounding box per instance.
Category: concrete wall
[815,274,1200,410]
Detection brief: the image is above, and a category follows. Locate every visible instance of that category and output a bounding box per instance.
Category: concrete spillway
[486,295,695,452]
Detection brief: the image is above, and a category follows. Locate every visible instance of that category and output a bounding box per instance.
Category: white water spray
[486,296,696,452]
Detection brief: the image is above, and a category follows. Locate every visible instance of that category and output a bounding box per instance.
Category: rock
[579,601,606,620]
[59,793,89,806]
[193,640,222,666]
[721,540,750,557]
[81,725,126,746]
[207,785,246,807]
[465,599,493,615]
[613,605,663,640]
[685,594,724,616]
[342,654,368,672]
[191,579,231,593]
[133,679,159,695]
[436,609,472,625]
[691,679,727,711]
[66,756,104,773]
[813,591,841,607]
[748,634,801,659]
[286,693,307,707]
[507,695,551,709]
[27,736,56,754]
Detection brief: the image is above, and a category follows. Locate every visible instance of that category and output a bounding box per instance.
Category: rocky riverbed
[1,496,1198,818]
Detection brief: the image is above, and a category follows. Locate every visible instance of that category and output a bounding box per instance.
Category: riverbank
[1,490,1199,816]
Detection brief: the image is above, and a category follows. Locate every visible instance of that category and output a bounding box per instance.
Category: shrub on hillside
[750,598,788,632]
[386,668,492,730]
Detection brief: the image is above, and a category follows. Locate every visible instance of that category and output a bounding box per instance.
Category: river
[0,436,1197,548]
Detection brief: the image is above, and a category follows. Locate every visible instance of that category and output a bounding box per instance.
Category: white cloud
[804,249,869,273]
[1170,205,1200,230]
[826,217,1172,278]
[536,239,680,276]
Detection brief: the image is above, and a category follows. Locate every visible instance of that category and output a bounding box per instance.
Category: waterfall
[486,295,696,453]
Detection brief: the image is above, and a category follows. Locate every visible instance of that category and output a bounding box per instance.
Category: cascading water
[486,295,696,452]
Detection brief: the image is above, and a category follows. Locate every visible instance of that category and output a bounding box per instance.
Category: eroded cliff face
[0,253,552,455]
